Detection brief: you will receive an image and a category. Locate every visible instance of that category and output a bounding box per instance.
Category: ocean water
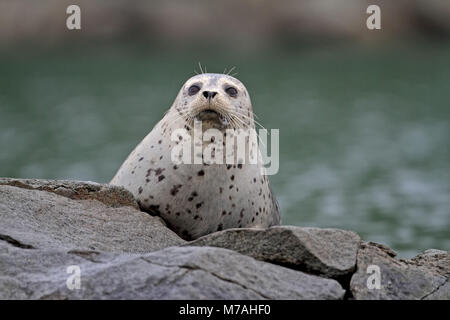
[1,43,449,257]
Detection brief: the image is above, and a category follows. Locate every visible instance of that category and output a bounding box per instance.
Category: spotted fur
[110,73,280,240]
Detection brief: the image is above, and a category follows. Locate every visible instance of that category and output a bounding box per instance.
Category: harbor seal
[110,73,280,240]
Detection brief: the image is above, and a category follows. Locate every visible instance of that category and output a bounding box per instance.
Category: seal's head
[171,73,254,130]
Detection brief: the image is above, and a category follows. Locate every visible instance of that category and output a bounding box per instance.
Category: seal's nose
[202,91,217,99]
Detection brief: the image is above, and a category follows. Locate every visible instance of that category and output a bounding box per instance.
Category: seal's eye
[188,85,200,96]
[225,86,238,97]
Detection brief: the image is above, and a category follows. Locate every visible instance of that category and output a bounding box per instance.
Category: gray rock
[423,282,450,300]
[0,178,138,208]
[350,242,447,300]
[407,249,450,278]
[0,182,184,253]
[188,226,360,278]
[407,249,450,300]
[0,243,345,300]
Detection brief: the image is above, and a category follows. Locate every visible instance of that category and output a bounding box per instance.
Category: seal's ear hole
[188,85,201,96]
[225,86,238,97]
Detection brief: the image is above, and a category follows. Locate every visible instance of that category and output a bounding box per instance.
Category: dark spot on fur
[158,140,162,144]
[222,211,227,216]
[158,175,165,182]
[139,157,144,162]
[238,164,242,169]
[217,224,223,231]
[170,184,182,196]
[138,187,143,194]
[198,170,205,176]
[231,175,234,181]
[173,165,178,170]
[194,215,199,220]
[196,202,203,209]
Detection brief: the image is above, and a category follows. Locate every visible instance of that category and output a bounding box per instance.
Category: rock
[0,243,345,300]
[188,226,360,279]
[350,242,448,300]
[408,249,450,300]
[422,282,450,300]
[407,249,450,278]
[0,181,185,253]
[0,178,138,208]
[1,178,447,300]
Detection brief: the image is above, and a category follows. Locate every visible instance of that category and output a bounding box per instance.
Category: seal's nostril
[203,91,217,99]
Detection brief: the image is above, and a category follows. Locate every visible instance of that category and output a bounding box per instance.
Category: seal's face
[172,73,254,130]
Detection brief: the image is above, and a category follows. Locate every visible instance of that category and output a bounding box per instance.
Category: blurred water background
[0,0,449,257]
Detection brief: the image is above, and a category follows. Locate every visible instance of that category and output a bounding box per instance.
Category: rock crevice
[0,178,448,300]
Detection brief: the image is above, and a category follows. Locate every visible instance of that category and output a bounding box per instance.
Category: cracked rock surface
[0,244,345,299]
[350,242,448,300]
[188,226,360,279]
[0,178,448,300]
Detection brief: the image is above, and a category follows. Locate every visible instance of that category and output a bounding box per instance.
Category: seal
[110,73,280,240]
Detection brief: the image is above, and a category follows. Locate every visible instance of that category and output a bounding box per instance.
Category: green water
[1,43,449,257]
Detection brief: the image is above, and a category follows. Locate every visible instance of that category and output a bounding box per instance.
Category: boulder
[1,178,447,300]
[188,226,360,279]
[350,242,448,300]
[0,178,138,208]
[0,243,345,300]
[0,180,185,253]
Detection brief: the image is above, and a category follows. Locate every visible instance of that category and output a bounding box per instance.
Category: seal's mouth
[195,109,221,121]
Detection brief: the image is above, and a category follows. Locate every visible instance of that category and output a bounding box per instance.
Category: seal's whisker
[165,110,191,127]
[229,113,266,148]
[226,66,236,75]
[235,113,266,132]
[228,113,246,129]
[229,110,267,131]
[198,62,204,74]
